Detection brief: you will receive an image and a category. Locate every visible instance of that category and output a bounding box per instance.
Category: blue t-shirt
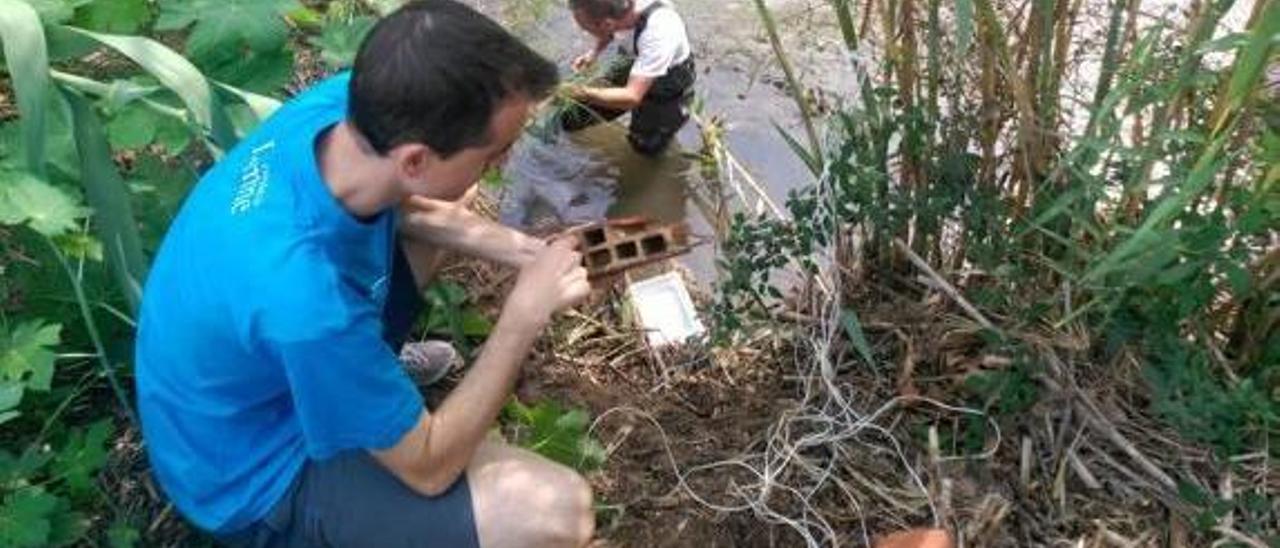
[135,73,424,533]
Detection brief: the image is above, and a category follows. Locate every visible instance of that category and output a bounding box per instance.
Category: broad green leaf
[460,310,493,337]
[504,400,604,471]
[106,522,140,548]
[310,16,376,69]
[0,411,18,425]
[72,0,151,33]
[106,103,158,150]
[428,282,470,307]
[0,171,88,237]
[63,26,238,150]
[43,23,96,61]
[198,44,293,95]
[66,90,148,312]
[22,0,90,24]
[0,488,57,547]
[0,0,50,175]
[0,320,61,391]
[0,449,52,485]
[153,116,193,155]
[44,503,89,546]
[555,409,590,432]
[954,0,974,57]
[51,419,112,496]
[156,0,299,56]
[0,381,23,416]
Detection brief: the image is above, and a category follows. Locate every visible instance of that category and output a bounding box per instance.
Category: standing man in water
[561,0,696,155]
[135,1,595,546]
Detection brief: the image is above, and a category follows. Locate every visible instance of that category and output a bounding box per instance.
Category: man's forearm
[577,85,644,111]
[376,306,544,495]
[400,197,542,268]
[412,308,543,492]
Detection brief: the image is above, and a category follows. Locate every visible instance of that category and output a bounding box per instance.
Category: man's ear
[389,143,435,183]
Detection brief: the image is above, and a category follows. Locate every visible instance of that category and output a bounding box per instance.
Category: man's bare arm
[372,239,590,496]
[572,75,654,111]
[399,195,544,269]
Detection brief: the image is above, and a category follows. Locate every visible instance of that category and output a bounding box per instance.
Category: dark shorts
[218,242,478,547]
[217,452,480,548]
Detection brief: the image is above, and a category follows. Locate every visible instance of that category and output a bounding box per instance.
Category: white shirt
[618,0,692,78]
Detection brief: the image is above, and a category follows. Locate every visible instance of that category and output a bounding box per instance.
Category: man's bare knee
[509,465,593,547]
[546,470,594,547]
[470,443,595,548]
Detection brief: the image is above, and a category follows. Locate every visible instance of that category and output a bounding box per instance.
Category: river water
[468,0,1257,280]
[468,0,855,280]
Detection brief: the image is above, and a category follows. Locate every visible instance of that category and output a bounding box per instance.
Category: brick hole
[616,241,639,259]
[640,235,668,256]
[588,249,613,268]
[583,227,607,247]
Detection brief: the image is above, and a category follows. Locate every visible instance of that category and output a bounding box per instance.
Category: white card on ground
[627,272,705,347]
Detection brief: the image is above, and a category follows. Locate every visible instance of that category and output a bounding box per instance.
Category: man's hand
[571,50,598,73]
[560,82,587,101]
[505,238,591,329]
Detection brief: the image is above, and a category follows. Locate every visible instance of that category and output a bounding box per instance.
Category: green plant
[0,417,116,546]
[309,15,375,70]
[414,281,494,355]
[0,319,63,424]
[155,0,300,94]
[718,0,1278,460]
[706,4,1279,544]
[0,0,302,542]
[503,399,606,472]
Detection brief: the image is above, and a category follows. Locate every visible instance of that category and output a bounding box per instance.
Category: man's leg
[221,440,593,547]
[468,439,596,548]
[627,96,688,156]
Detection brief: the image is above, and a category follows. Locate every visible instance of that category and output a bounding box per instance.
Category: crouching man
[135,2,595,546]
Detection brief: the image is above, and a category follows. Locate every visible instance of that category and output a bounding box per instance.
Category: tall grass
[714,0,1277,541]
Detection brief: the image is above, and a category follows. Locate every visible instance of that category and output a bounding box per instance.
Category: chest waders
[559,1,697,155]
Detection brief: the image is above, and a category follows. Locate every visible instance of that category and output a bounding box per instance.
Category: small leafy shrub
[503,399,606,472]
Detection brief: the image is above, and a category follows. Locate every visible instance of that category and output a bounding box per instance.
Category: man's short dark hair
[569,0,633,19]
[349,0,559,157]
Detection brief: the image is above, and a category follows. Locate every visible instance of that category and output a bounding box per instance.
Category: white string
[586,164,999,546]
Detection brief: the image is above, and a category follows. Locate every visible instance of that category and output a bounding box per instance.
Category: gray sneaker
[400,340,461,386]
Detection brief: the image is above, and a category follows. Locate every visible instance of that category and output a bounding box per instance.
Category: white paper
[627,272,705,346]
